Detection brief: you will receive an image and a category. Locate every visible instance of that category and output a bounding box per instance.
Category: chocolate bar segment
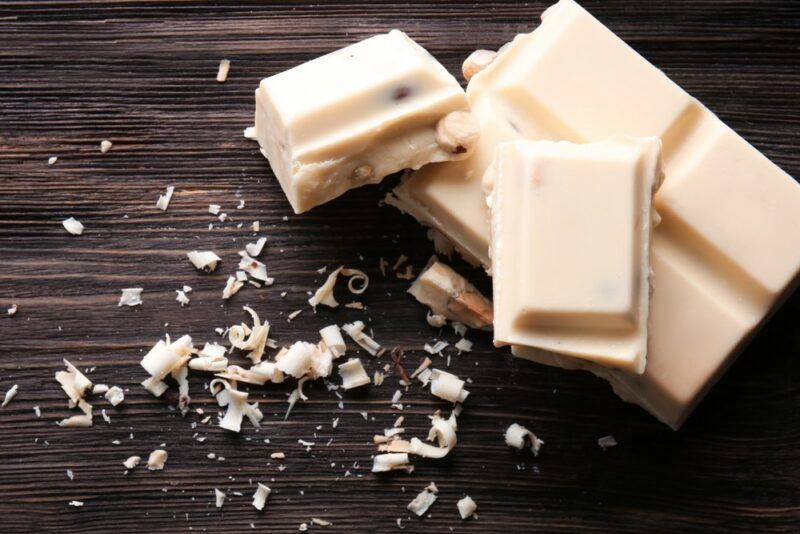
[486,138,663,374]
[254,30,474,213]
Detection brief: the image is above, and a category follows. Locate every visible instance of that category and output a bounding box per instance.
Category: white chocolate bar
[390,0,800,427]
[253,30,476,213]
[486,138,663,374]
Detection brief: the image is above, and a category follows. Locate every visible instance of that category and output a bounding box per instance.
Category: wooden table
[1,1,798,532]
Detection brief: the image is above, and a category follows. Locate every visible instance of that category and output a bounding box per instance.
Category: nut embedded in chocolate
[435,111,480,155]
[351,165,375,182]
[461,49,497,82]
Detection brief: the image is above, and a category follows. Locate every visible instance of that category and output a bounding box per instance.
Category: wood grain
[1,1,799,532]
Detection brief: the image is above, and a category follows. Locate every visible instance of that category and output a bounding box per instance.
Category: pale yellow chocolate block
[487,138,663,373]
[389,0,800,427]
[253,30,475,214]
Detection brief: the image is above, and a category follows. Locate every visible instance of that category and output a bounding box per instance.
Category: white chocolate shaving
[310,348,334,379]
[55,359,92,404]
[249,361,285,383]
[454,338,472,353]
[7,304,17,317]
[216,59,230,83]
[118,287,143,307]
[373,370,385,386]
[199,341,226,359]
[141,335,193,381]
[2,384,18,407]
[504,423,544,456]
[222,275,244,299]
[430,369,469,403]
[426,312,447,328]
[48,156,58,165]
[397,413,459,459]
[104,386,124,406]
[208,204,221,215]
[215,365,263,385]
[391,389,403,405]
[407,484,438,516]
[392,255,408,271]
[275,341,316,378]
[58,414,93,427]
[457,495,477,519]
[172,365,190,413]
[156,185,174,211]
[92,384,108,394]
[238,254,273,284]
[147,449,168,470]
[424,340,448,354]
[308,268,340,308]
[396,265,414,280]
[285,385,300,420]
[598,435,618,450]
[141,375,168,397]
[343,268,369,294]
[210,379,263,433]
[62,217,84,235]
[338,358,370,390]
[100,139,113,153]
[176,289,190,306]
[228,307,270,363]
[417,367,432,386]
[187,250,221,273]
[189,356,228,373]
[215,488,225,508]
[371,453,411,473]
[452,322,467,337]
[245,236,267,257]
[308,266,369,308]
[319,325,346,358]
[252,483,271,510]
[341,321,380,356]
[123,456,141,469]
[410,357,432,379]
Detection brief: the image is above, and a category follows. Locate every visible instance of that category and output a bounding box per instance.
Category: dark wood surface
[1,1,799,532]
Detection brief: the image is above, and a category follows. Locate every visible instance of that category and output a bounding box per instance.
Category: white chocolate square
[488,138,663,373]
[254,30,474,213]
[656,117,800,298]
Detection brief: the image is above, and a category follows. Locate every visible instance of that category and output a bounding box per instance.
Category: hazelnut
[351,165,375,182]
[461,49,497,82]
[435,111,480,155]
